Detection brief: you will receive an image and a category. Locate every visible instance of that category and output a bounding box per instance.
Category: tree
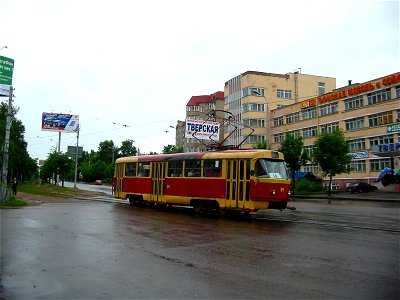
[278,133,309,193]
[313,129,352,196]
[253,140,268,149]
[119,139,138,157]
[162,145,183,154]
[97,140,116,163]
[0,103,38,181]
[41,152,73,186]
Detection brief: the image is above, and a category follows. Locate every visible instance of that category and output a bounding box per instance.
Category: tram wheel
[193,202,202,213]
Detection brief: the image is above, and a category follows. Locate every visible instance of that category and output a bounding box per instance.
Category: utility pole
[1,86,13,201]
[73,127,80,188]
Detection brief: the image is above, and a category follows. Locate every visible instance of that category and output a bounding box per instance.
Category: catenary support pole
[1,86,13,201]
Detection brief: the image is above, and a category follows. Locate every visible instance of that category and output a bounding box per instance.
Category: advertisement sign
[387,123,400,133]
[41,113,79,132]
[0,55,14,96]
[185,119,220,141]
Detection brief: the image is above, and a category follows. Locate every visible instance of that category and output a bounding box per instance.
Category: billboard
[0,55,14,96]
[41,113,79,132]
[185,119,220,141]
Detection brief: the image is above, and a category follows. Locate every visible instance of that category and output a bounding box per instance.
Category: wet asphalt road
[1,197,399,299]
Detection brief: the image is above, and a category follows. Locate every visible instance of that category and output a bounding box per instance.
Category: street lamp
[253,90,270,147]
[0,45,7,51]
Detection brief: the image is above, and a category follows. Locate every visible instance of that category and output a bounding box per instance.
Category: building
[270,72,400,190]
[223,70,336,148]
[184,91,225,152]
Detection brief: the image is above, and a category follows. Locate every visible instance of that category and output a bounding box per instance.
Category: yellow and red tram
[113,149,291,213]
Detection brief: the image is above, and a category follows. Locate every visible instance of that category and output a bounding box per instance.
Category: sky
[0,0,399,160]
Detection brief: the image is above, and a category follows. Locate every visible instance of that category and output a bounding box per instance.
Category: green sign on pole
[0,55,14,86]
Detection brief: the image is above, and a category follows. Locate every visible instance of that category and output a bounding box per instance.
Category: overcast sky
[0,0,399,160]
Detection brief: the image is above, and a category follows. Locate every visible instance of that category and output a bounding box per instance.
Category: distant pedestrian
[12,178,17,196]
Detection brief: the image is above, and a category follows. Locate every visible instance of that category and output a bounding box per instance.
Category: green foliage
[294,179,325,193]
[40,152,74,185]
[278,133,310,192]
[0,102,38,181]
[162,145,183,154]
[119,139,138,156]
[253,140,268,149]
[0,195,27,207]
[313,129,352,195]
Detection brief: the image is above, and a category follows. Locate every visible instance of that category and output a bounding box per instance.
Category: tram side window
[138,162,150,177]
[168,161,183,177]
[204,159,222,177]
[255,159,288,179]
[185,160,201,177]
[125,163,137,177]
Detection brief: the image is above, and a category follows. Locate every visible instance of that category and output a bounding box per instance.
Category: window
[186,106,200,112]
[255,159,288,179]
[345,117,364,131]
[248,135,266,143]
[350,160,366,172]
[243,118,265,128]
[185,160,201,177]
[368,112,393,127]
[319,102,338,116]
[168,161,183,177]
[125,163,136,177]
[320,122,339,134]
[302,107,317,120]
[370,158,392,172]
[369,135,394,148]
[273,133,284,143]
[349,138,366,151]
[344,95,363,110]
[367,88,391,105]
[303,145,314,157]
[204,159,222,177]
[273,116,284,127]
[243,103,265,112]
[277,89,292,99]
[302,126,317,138]
[288,130,301,138]
[243,87,265,97]
[138,162,150,177]
[318,82,326,96]
[396,86,400,98]
[303,164,319,174]
[286,112,300,124]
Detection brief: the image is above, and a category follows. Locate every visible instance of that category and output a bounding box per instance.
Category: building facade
[270,72,400,190]
[223,71,336,148]
[184,91,225,152]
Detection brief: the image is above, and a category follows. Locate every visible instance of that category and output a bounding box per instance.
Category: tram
[113,149,291,213]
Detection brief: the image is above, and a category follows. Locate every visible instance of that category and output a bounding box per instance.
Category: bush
[0,194,27,207]
[295,179,325,193]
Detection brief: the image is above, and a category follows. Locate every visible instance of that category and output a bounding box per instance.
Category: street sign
[387,123,400,133]
[0,55,14,96]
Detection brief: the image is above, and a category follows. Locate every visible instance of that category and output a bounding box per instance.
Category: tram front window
[255,159,288,179]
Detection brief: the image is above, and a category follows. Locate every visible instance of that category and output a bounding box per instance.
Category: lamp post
[253,90,270,147]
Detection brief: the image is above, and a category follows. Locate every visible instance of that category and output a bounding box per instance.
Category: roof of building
[186,91,224,106]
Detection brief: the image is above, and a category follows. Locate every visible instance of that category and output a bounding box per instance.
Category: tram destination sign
[185,119,220,141]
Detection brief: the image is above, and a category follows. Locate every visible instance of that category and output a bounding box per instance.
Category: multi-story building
[270,72,400,190]
[223,70,336,148]
[184,91,224,152]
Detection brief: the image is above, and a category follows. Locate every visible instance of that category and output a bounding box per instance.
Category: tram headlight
[271,190,276,195]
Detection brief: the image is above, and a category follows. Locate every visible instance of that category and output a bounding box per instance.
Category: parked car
[94,180,102,185]
[346,182,378,193]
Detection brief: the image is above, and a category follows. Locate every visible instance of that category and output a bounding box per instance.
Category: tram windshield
[255,159,289,179]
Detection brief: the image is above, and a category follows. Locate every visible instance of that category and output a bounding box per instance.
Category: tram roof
[115,149,284,163]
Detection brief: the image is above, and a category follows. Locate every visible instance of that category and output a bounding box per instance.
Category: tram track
[252,213,400,233]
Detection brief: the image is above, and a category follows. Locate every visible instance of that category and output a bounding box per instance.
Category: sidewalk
[290,191,400,202]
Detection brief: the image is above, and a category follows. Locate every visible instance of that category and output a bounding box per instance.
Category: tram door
[115,163,124,198]
[226,159,250,209]
[151,162,165,204]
